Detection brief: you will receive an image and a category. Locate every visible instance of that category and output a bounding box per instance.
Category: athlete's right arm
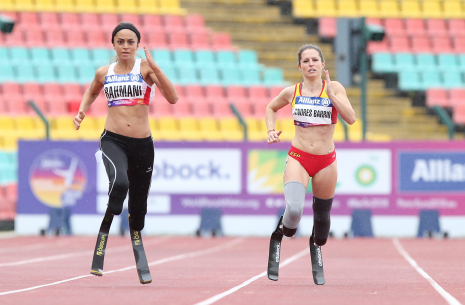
[265,86,294,144]
[74,67,107,130]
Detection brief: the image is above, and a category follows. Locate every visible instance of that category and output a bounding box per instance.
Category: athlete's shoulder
[280,85,297,97]
[95,65,110,77]
[329,80,346,94]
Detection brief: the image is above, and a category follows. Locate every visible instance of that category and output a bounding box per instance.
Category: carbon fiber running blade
[90,232,109,276]
[267,216,284,281]
[310,236,325,285]
[130,228,152,284]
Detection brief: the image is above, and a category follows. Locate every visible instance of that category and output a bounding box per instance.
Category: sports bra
[103,58,155,107]
[291,80,338,127]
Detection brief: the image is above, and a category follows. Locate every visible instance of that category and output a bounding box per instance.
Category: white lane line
[0,238,244,296]
[393,239,462,305]
[194,248,308,305]
[0,238,170,267]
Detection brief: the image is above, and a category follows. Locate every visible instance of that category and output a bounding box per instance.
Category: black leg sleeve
[312,196,333,246]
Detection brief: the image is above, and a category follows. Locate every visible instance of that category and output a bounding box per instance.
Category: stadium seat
[426,88,449,108]
[458,55,465,72]
[384,18,404,36]
[0,0,15,11]
[55,0,75,12]
[405,19,426,36]
[19,12,38,26]
[35,0,55,11]
[51,47,72,66]
[138,0,159,14]
[425,19,448,37]
[141,14,163,31]
[66,28,86,48]
[394,53,416,72]
[0,64,15,83]
[205,85,224,99]
[63,83,83,105]
[5,96,27,114]
[176,66,198,85]
[315,0,337,17]
[45,28,67,48]
[86,29,108,48]
[197,118,221,141]
[100,13,119,32]
[422,0,443,19]
[390,36,411,52]
[218,117,243,141]
[80,13,100,31]
[452,104,465,124]
[173,50,195,68]
[76,62,97,84]
[367,39,389,54]
[159,0,186,15]
[226,85,247,99]
[240,68,261,85]
[145,29,168,49]
[452,36,465,54]
[195,50,216,68]
[167,31,190,50]
[71,48,92,65]
[443,72,464,89]
[379,0,400,18]
[292,0,315,18]
[437,54,459,72]
[263,68,284,86]
[318,17,336,38]
[211,33,233,50]
[450,88,465,107]
[179,118,202,141]
[432,36,453,54]
[238,50,259,69]
[185,14,206,32]
[34,63,57,83]
[15,62,36,83]
[29,47,50,65]
[116,0,138,14]
[220,67,242,85]
[359,0,380,18]
[164,15,185,32]
[232,98,253,118]
[371,52,395,73]
[399,71,421,91]
[39,12,60,30]
[190,32,211,50]
[91,48,113,67]
[15,116,42,139]
[416,53,436,71]
[246,117,267,141]
[443,1,464,19]
[24,27,45,48]
[248,86,268,99]
[400,0,422,18]
[411,35,431,53]
[75,0,96,13]
[216,51,236,68]
[448,19,465,37]
[421,71,442,89]
[1,82,21,100]
[95,0,117,13]
[212,101,234,118]
[337,0,358,17]
[157,117,182,141]
[120,13,142,28]
[4,26,25,47]
[199,67,221,85]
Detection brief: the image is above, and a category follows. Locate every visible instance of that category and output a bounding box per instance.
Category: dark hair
[297,44,325,65]
[111,22,141,44]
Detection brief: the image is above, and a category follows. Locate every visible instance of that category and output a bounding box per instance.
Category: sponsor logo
[321,98,331,106]
[96,234,106,256]
[355,165,377,187]
[130,74,140,82]
[133,231,141,246]
[316,247,323,266]
[289,151,301,158]
[146,166,152,173]
[411,159,465,182]
[153,161,226,180]
[275,243,280,262]
[105,74,131,83]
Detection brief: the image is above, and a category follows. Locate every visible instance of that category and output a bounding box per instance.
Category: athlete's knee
[312,196,333,246]
[107,195,125,215]
[282,181,306,235]
[112,178,129,195]
[129,214,145,231]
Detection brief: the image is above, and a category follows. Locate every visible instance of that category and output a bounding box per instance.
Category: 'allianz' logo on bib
[321,98,331,106]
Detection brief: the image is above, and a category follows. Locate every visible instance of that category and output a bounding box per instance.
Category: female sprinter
[73,22,178,283]
[265,44,355,284]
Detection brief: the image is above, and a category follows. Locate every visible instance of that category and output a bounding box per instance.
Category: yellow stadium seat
[1,135,18,150]
[315,0,337,17]
[148,118,161,141]
[400,0,422,18]
[347,120,362,142]
[333,121,346,142]
[95,0,117,13]
[443,0,464,19]
[55,0,76,12]
[76,117,102,140]
[14,0,35,11]
[178,118,202,141]
[116,0,138,14]
[219,118,244,141]
[366,132,392,142]
[421,0,443,18]
[94,116,107,131]
[338,0,359,17]
[0,0,15,11]
[157,117,182,141]
[276,118,294,141]
[198,118,222,141]
[15,116,42,139]
[51,116,79,140]
[158,0,186,15]
[138,0,160,14]
[34,0,56,12]
[0,117,15,131]
[246,118,267,142]
[378,0,400,18]
[292,0,316,18]
[358,0,379,18]
[76,0,97,13]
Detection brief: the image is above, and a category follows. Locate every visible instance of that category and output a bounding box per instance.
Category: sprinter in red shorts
[265,44,355,284]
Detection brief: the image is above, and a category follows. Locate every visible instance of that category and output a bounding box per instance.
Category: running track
[0,235,463,305]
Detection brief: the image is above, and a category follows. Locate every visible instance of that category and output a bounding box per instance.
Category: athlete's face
[113,29,139,60]
[298,49,325,78]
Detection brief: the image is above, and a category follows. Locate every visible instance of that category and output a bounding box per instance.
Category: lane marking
[0,238,244,296]
[0,238,170,267]
[194,248,308,305]
[393,239,462,305]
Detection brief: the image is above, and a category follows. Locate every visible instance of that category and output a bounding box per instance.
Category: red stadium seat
[19,12,39,27]
[384,18,404,36]
[120,14,142,28]
[164,15,185,32]
[4,184,18,202]
[232,98,253,117]
[425,19,448,37]
[151,100,174,118]
[248,86,268,99]
[24,27,45,47]
[212,101,234,118]
[252,98,269,118]
[86,29,107,48]
[185,14,206,32]
[390,35,411,52]
[431,36,452,54]
[411,35,431,53]
[66,28,86,48]
[43,83,63,100]
[141,14,163,32]
[226,85,247,99]
[269,86,285,99]
[205,85,224,99]
[1,82,22,99]
[450,88,465,107]
[452,36,465,53]
[5,96,27,114]
[39,12,60,30]
[80,13,101,31]
[4,26,25,47]
[173,85,185,98]
[145,28,168,49]
[366,18,383,26]
[89,93,108,116]
[167,31,190,50]
[190,32,211,50]
[45,28,66,48]
[452,104,465,124]
[426,88,449,108]
[191,98,212,117]
[0,96,6,114]
[184,85,204,99]
[22,82,42,101]
[212,32,233,50]
[405,18,426,36]
[60,13,80,30]
[448,19,465,37]
[318,17,336,38]
[173,99,192,117]
[100,14,119,32]
[367,39,390,54]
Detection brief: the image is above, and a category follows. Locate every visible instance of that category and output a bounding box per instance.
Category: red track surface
[0,236,463,305]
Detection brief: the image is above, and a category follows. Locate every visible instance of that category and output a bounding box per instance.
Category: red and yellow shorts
[287,145,336,177]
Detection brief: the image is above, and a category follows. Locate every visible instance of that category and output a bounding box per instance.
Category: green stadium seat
[199,67,220,85]
[51,48,73,66]
[71,48,92,65]
[238,50,258,67]
[195,50,217,68]
[394,53,416,72]
[0,167,16,185]
[159,66,178,84]
[173,50,195,68]
[9,47,30,65]
[91,48,113,67]
[0,47,9,65]
[421,71,442,89]
[30,48,51,65]
[371,52,395,73]
[399,71,421,91]
[437,54,459,72]
[240,68,261,85]
[176,66,198,85]
[216,51,236,68]
[0,152,10,166]
[151,49,172,67]
[263,68,284,86]
[220,67,242,86]
[35,63,57,83]
[415,53,436,72]
[458,55,465,72]
[56,62,78,83]
[0,64,16,82]
[443,72,464,89]
[76,63,97,84]
[15,62,36,83]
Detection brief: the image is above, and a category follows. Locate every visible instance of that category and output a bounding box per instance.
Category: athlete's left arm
[142,45,178,104]
[324,70,356,125]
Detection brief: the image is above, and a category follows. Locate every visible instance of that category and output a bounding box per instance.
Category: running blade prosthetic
[267,216,284,281]
[130,227,152,284]
[90,212,114,276]
[309,235,325,285]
